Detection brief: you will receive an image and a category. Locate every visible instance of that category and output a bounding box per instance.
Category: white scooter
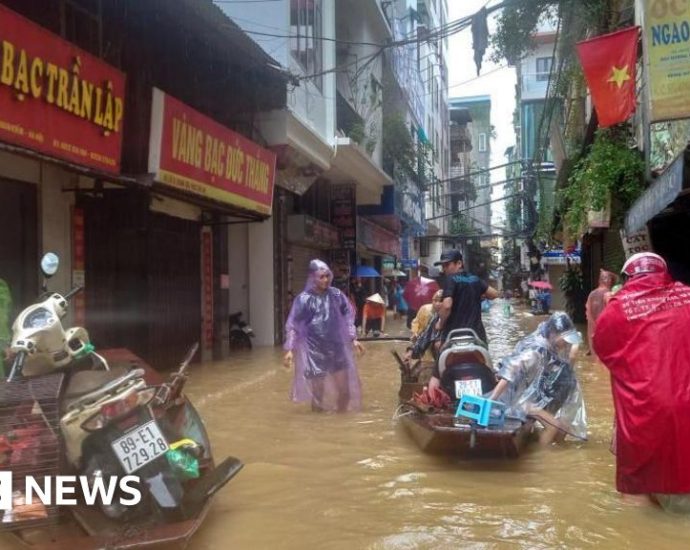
[3,253,243,527]
[8,252,96,380]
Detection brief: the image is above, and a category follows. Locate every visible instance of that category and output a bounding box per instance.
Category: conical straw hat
[366,293,385,305]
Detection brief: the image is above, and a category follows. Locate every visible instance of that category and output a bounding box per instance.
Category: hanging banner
[148,88,276,215]
[641,0,690,121]
[201,230,214,349]
[0,4,125,172]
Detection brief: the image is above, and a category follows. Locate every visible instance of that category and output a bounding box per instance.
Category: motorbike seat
[64,365,131,401]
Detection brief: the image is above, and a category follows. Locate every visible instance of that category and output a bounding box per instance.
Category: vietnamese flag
[576,27,639,127]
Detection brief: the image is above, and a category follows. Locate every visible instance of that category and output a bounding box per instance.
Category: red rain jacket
[593,272,690,494]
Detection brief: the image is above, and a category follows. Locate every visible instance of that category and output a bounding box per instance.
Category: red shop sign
[148,88,276,215]
[0,4,125,173]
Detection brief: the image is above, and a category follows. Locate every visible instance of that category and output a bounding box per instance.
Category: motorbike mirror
[40,252,60,278]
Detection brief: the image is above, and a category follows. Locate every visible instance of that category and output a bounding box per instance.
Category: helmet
[621,252,667,278]
[543,312,582,345]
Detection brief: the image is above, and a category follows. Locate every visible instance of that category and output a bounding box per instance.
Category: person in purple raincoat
[283,260,365,412]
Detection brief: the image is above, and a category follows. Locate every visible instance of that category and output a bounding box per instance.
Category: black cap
[433,249,463,266]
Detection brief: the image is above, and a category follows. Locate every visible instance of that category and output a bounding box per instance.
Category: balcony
[520,72,550,101]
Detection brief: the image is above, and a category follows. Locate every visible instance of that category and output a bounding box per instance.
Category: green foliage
[561,128,644,238]
[449,213,474,236]
[348,121,365,145]
[490,0,555,63]
[383,113,416,176]
[559,266,583,294]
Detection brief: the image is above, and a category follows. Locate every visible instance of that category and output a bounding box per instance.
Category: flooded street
[184,302,690,549]
[3,304,689,550]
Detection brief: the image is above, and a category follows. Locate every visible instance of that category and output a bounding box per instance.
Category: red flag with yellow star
[576,27,639,127]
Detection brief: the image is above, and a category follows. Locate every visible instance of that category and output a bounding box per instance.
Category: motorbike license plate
[454,379,482,399]
[111,420,169,474]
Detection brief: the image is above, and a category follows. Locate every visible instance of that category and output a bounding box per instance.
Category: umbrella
[529,281,553,290]
[382,268,406,278]
[403,276,440,311]
[355,265,381,278]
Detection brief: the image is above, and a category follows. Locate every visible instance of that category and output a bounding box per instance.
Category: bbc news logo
[0,472,142,509]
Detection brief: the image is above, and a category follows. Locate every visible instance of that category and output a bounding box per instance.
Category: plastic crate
[0,373,64,531]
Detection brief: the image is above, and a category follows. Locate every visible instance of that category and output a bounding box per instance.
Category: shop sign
[201,230,213,349]
[400,258,419,269]
[620,227,652,258]
[382,258,395,271]
[542,249,581,265]
[148,88,276,215]
[330,249,351,293]
[331,183,357,250]
[640,0,690,121]
[287,215,340,248]
[625,150,684,233]
[0,4,125,173]
[358,217,401,257]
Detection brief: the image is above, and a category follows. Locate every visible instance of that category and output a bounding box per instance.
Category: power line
[426,192,524,222]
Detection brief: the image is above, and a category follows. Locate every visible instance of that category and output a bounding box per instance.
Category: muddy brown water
[3,303,690,548]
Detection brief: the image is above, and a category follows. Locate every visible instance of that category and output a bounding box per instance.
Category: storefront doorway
[0,180,37,313]
[80,189,201,369]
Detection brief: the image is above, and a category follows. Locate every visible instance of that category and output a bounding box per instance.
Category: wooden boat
[397,382,533,458]
[393,330,534,459]
[6,348,240,550]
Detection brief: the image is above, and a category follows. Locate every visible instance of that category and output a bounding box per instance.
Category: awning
[328,137,393,205]
[625,152,686,234]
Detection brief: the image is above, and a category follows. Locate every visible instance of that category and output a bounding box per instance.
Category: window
[478,133,487,152]
[290,0,323,89]
[420,236,429,257]
[536,56,553,81]
[62,0,101,56]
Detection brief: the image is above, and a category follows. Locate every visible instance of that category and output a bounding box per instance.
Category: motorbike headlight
[23,308,54,329]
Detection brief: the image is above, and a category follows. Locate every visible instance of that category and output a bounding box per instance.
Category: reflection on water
[4,301,690,549]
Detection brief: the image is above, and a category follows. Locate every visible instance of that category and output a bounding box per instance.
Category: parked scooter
[3,253,243,548]
[228,311,253,351]
[437,329,497,400]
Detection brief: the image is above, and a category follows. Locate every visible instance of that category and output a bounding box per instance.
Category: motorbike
[228,311,253,351]
[2,253,243,549]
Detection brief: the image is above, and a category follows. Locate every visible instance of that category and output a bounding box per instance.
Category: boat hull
[398,383,533,459]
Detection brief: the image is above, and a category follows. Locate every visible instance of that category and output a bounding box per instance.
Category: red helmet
[621,252,667,278]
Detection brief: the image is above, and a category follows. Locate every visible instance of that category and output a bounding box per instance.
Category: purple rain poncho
[284,260,362,412]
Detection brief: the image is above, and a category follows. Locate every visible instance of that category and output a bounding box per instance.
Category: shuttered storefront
[287,244,327,302]
[81,189,201,369]
[0,180,37,312]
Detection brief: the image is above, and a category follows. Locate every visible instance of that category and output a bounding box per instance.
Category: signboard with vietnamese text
[331,183,357,249]
[0,4,125,172]
[358,217,401,257]
[640,0,690,121]
[148,88,276,215]
[620,227,653,258]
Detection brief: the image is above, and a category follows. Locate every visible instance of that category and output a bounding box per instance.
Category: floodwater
[185,303,690,549]
[4,303,690,549]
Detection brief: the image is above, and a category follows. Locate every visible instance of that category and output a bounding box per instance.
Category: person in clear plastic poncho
[283,260,364,412]
[489,312,587,445]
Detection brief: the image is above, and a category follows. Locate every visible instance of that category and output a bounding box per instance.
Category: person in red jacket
[593,252,690,513]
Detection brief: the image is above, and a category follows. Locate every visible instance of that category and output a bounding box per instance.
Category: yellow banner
[643,0,690,121]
